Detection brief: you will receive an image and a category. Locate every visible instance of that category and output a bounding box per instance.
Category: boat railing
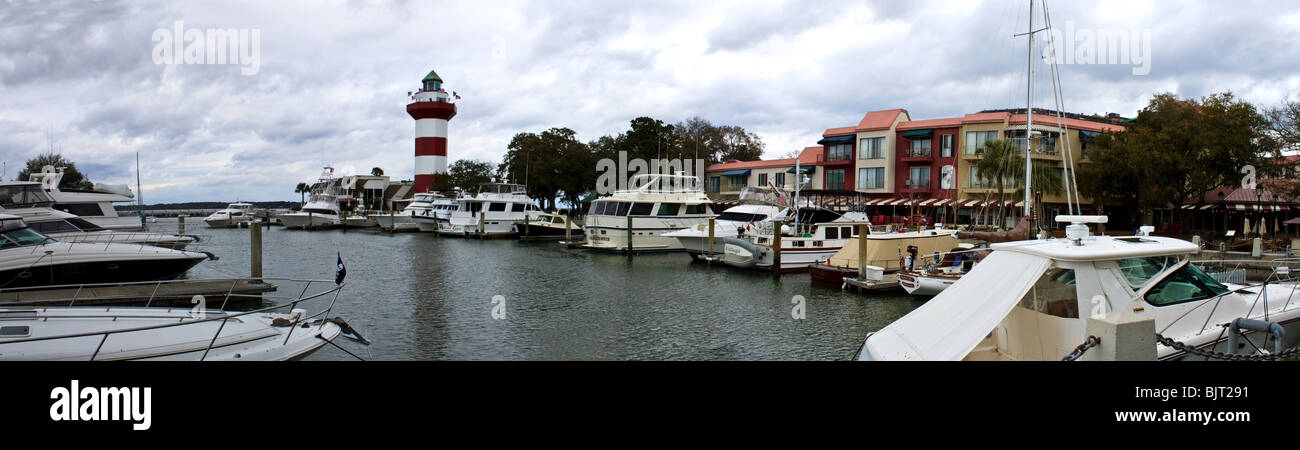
[1191,258,1300,284]
[0,278,347,361]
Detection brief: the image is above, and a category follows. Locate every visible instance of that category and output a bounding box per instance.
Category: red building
[816,127,856,190]
[894,117,962,205]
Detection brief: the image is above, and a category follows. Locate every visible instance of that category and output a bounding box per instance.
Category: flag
[335,253,347,285]
[454,91,461,100]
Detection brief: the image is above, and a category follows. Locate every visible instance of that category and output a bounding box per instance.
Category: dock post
[524,214,530,237]
[389,209,395,232]
[626,215,634,256]
[564,214,572,242]
[772,222,782,273]
[478,212,485,238]
[1192,235,1201,255]
[308,211,313,230]
[707,218,716,261]
[250,221,263,280]
[857,224,868,278]
[178,215,186,235]
[1252,237,1263,258]
[1081,310,1156,361]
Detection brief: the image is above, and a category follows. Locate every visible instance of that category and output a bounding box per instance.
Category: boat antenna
[136,152,144,227]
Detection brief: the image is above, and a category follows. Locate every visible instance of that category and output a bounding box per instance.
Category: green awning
[785,166,815,174]
[902,129,933,138]
[720,169,751,176]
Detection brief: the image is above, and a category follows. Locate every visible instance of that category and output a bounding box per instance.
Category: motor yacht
[279,167,344,230]
[718,207,872,271]
[0,182,196,249]
[203,202,257,228]
[411,195,460,233]
[0,214,210,289]
[583,174,714,253]
[857,216,1300,360]
[427,183,539,238]
[664,186,785,257]
[26,166,142,231]
[371,192,437,231]
[515,212,584,239]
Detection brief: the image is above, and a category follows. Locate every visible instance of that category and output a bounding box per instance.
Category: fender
[721,237,761,269]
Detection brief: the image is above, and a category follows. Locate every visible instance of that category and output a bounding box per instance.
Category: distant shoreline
[114,201,300,211]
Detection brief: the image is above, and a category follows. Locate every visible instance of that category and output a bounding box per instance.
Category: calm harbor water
[166,218,925,361]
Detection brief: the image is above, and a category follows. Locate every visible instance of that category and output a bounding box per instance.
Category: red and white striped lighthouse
[406,68,457,193]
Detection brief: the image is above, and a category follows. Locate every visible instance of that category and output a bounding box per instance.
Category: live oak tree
[497,127,593,210]
[15,151,94,190]
[433,159,496,193]
[1078,92,1271,230]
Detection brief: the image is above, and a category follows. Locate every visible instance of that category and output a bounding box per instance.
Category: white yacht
[202,202,257,228]
[0,279,362,361]
[27,166,142,231]
[427,183,539,238]
[515,212,583,239]
[719,207,875,271]
[411,195,460,233]
[279,167,344,230]
[583,174,715,253]
[0,182,196,249]
[0,214,210,289]
[664,186,785,257]
[371,192,435,231]
[857,216,1300,361]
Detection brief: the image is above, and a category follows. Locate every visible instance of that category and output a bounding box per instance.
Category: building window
[907,167,930,189]
[940,134,954,157]
[827,143,852,161]
[940,165,955,189]
[708,176,720,193]
[965,130,998,154]
[858,137,886,159]
[758,173,768,186]
[968,166,1017,189]
[908,138,931,157]
[826,169,845,190]
[858,167,885,189]
[775,172,785,188]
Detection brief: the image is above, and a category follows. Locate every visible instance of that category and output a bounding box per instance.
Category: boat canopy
[860,250,1050,360]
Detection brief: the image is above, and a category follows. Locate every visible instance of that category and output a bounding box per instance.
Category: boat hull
[278,213,340,230]
[898,271,958,296]
[809,263,857,286]
[0,256,205,289]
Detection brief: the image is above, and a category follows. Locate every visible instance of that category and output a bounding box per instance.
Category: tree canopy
[432,159,496,193]
[15,151,94,190]
[497,127,596,210]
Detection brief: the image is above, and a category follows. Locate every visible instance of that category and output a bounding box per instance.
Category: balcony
[901,148,933,162]
[901,178,932,193]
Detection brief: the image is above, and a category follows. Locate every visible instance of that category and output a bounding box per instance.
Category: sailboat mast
[1024,0,1035,220]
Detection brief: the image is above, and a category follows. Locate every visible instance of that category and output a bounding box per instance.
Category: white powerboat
[0,278,364,361]
[0,182,197,249]
[514,212,583,239]
[430,183,539,238]
[664,186,785,256]
[279,167,344,230]
[0,214,210,289]
[371,192,440,231]
[857,216,1300,361]
[203,202,257,228]
[583,174,715,253]
[719,207,873,271]
[411,195,459,233]
[27,166,142,231]
[896,245,980,296]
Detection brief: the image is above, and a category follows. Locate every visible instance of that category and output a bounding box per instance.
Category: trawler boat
[411,195,460,233]
[371,192,436,231]
[279,167,344,230]
[27,166,141,231]
[515,212,583,239]
[718,208,870,271]
[664,186,786,257]
[0,278,362,361]
[203,202,257,228]
[0,214,210,288]
[896,244,979,296]
[583,174,714,253]
[857,216,1300,361]
[434,183,540,238]
[0,182,196,249]
[808,227,960,286]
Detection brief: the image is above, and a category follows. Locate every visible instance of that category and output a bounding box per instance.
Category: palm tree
[294,182,310,206]
[1014,161,1065,231]
[973,139,1022,229]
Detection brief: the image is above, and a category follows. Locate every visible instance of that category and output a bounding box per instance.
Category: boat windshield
[0,226,53,249]
[0,184,55,208]
[1143,263,1231,306]
[716,212,768,223]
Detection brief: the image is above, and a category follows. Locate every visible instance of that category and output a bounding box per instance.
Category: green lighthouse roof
[422,69,442,83]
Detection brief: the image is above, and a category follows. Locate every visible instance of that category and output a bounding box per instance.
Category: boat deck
[0,279,277,307]
[842,274,902,293]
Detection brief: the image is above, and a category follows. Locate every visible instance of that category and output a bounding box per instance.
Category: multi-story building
[956,109,1125,226]
[704,146,820,201]
[893,117,963,209]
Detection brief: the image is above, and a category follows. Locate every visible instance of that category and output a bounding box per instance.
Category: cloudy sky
[2,0,1299,203]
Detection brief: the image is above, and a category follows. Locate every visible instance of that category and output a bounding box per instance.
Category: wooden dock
[0,279,278,307]
[842,274,902,293]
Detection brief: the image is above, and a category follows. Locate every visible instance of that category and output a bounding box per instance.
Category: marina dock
[842,274,902,293]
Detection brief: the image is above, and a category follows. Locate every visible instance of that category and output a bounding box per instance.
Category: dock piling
[857,224,868,278]
[178,215,186,235]
[772,222,782,274]
[564,214,572,242]
[626,215,634,256]
[250,221,263,280]
[707,218,715,262]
